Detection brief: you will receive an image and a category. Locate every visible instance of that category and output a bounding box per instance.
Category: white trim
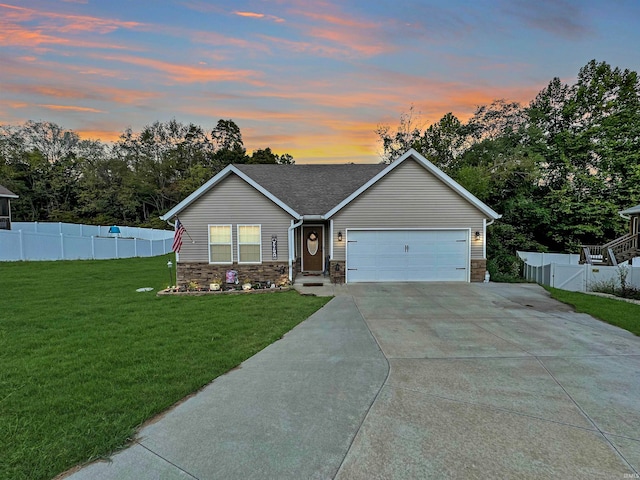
[237,224,262,264]
[329,219,334,260]
[482,218,487,258]
[301,224,324,271]
[160,165,300,221]
[208,224,233,264]
[324,149,501,220]
[345,227,471,284]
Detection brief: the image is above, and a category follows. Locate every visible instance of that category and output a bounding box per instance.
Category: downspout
[288,218,303,282]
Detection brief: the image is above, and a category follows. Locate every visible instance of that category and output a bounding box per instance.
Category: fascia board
[232,168,301,218]
[160,165,301,221]
[324,148,501,220]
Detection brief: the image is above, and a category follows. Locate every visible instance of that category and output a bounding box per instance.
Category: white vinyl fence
[0,222,173,261]
[518,251,640,292]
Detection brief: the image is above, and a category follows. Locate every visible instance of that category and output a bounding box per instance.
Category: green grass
[0,255,331,480]
[544,286,640,336]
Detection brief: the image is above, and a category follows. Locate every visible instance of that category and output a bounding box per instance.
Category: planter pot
[210,283,221,291]
[242,283,252,291]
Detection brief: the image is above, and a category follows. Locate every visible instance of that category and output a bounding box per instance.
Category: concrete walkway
[64,295,388,480]
[64,283,640,479]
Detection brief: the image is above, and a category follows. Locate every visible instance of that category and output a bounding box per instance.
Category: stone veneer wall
[177,262,290,287]
[329,260,346,284]
[470,259,487,282]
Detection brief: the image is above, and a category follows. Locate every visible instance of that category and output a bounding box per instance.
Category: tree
[375,105,424,163]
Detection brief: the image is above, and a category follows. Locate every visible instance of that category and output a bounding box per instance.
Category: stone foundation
[329,260,346,284]
[177,262,290,287]
[470,259,487,282]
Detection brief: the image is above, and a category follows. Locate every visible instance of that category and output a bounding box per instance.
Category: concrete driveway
[335,283,640,479]
[65,283,640,479]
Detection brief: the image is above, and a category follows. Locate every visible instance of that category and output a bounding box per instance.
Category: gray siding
[331,159,487,261]
[177,174,294,263]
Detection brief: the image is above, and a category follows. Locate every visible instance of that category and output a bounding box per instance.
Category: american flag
[172,218,186,253]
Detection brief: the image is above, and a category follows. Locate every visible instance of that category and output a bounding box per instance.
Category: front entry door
[302,226,324,271]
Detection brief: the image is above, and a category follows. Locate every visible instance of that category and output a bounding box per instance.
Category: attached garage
[346,229,470,283]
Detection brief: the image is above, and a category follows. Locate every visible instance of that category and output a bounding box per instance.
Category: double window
[208,224,261,264]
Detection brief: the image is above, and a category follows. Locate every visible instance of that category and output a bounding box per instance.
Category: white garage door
[346,229,469,283]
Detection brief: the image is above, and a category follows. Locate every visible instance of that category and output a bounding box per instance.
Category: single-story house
[0,185,18,230]
[160,149,501,285]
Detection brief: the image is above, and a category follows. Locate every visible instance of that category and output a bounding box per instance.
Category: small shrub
[589,266,640,300]
[589,277,618,295]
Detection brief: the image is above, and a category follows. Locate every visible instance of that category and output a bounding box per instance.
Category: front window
[238,225,261,263]
[209,225,232,263]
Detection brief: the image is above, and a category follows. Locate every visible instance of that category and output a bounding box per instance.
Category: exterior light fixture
[338,231,343,241]
[475,231,481,241]
[167,260,173,286]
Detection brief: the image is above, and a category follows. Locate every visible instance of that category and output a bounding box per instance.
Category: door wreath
[306,231,319,256]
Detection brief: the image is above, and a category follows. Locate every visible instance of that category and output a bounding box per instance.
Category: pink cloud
[95,53,264,85]
[37,104,104,113]
[233,10,285,22]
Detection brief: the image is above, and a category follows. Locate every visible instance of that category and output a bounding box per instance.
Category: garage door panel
[346,229,469,283]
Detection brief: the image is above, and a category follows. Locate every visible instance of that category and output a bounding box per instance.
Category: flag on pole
[172,218,186,253]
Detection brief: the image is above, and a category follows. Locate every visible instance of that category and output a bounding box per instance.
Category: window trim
[208,224,233,264]
[237,224,262,264]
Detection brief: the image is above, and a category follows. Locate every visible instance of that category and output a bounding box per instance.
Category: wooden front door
[302,226,324,271]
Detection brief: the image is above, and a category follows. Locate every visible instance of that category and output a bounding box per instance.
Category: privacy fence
[0,222,173,261]
[518,251,640,292]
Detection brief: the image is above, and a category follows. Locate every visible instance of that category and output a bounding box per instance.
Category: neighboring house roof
[620,204,640,216]
[160,149,501,221]
[0,185,18,198]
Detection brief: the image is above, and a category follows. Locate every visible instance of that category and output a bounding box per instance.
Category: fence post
[60,233,64,260]
[134,237,137,257]
[19,229,24,260]
[584,264,588,291]
[115,236,119,258]
[91,236,95,259]
[34,221,38,233]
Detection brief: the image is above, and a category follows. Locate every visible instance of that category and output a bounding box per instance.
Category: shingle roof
[234,164,386,215]
[0,185,18,198]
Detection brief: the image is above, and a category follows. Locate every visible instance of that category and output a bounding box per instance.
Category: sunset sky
[1,0,639,163]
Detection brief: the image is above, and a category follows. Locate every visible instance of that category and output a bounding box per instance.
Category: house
[0,185,18,230]
[160,149,501,286]
[580,204,640,266]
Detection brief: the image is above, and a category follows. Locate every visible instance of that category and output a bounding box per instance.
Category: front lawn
[544,286,640,336]
[0,255,331,480]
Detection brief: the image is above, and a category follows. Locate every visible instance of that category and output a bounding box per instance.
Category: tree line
[377,60,640,279]
[0,119,293,228]
[2,60,638,279]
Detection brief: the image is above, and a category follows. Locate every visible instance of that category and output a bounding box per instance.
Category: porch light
[338,231,343,242]
[475,231,481,241]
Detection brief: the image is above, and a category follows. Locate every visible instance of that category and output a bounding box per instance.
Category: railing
[581,233,639,265]
[603,233,638,265]
[580,245,602,264]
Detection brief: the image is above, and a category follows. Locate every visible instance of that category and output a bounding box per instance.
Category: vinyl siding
[331,159,487,261]
[176,174,294,263]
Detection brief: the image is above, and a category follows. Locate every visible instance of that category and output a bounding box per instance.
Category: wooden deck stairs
[580,233,640,266]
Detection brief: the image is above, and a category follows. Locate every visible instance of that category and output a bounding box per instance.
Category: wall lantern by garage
[475,231,481,241]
